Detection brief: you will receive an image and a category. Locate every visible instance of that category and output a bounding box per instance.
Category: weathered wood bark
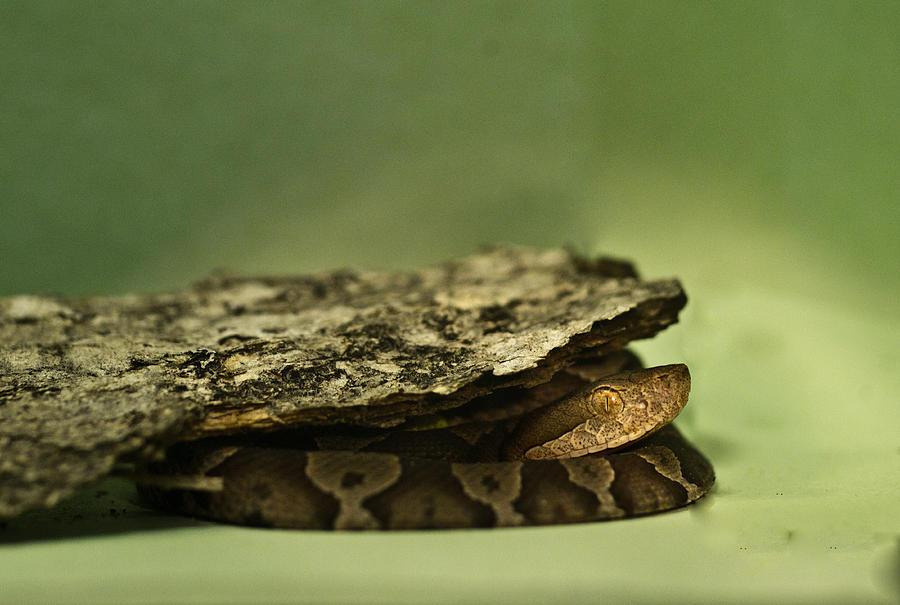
[0,246,687,518]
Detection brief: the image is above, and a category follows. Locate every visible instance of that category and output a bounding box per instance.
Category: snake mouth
[522,416,674,460]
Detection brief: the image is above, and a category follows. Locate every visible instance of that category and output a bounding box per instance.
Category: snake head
[502,364,691,461]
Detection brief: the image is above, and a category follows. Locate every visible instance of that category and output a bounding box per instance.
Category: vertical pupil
[592,388,614,414]
[591,388,624,415]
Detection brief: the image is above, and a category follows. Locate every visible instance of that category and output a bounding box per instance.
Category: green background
[1,2,898,603]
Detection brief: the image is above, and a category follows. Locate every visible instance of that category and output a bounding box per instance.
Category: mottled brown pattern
[364,458,497,529]
[1,247,688,519]
[559,456,624,519]
[305,451,403,530]
[451,461,525,526]
[138,365,715,530]
[608,450,689,516]
[141,432,714,530]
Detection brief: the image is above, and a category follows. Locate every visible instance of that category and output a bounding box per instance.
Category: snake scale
[138,358,714,529]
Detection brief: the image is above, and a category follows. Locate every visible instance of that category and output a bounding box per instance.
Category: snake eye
[589,387,624,416]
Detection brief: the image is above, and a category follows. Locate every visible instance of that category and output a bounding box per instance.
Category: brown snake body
[138,364,714,529]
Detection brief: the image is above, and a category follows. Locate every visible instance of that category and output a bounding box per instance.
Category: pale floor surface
[1,288,897,604]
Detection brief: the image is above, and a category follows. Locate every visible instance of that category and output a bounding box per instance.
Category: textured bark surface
[0,246,687,518]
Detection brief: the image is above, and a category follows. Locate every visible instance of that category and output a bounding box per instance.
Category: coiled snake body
[139,363,714,529]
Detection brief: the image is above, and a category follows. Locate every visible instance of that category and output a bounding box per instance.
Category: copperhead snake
[137,361,714,530]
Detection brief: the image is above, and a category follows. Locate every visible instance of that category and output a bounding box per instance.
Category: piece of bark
[0,246,686,518]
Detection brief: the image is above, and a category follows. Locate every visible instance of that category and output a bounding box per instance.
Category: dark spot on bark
[422,308,463,340]
[216,334,256,346]
[228,339,296,357]
[180,349,221,377]
[278,363,349,393]
[280,364,300,381]
[128,357,154,369]
[2,384,61,399]
[478,304,516,334]
[225,304,246,316]
[126,411,146,427]
[572,254,639,279]
[341,322,401,358]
